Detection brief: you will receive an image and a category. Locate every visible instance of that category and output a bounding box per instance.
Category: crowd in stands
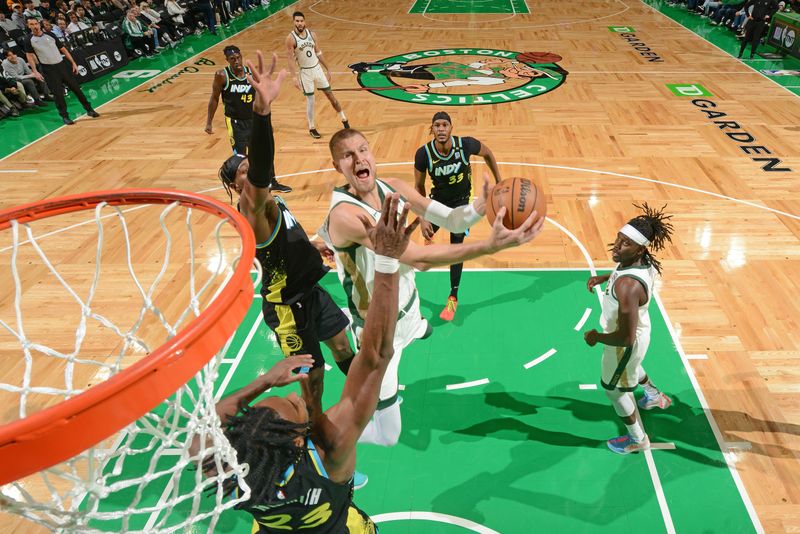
[0,0,270,121]
[666,0,796,57]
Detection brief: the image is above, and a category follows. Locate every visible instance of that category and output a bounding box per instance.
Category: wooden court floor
[1,0,800,531]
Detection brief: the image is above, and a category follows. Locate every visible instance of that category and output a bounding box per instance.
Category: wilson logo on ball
[486,177,547,230]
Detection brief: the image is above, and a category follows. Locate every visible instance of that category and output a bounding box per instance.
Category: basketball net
[0,192,259,532]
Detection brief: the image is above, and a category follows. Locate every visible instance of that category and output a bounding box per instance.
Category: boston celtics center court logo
[347,48,567,106]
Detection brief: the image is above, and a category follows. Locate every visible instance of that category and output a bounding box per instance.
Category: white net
[0,197,256,532]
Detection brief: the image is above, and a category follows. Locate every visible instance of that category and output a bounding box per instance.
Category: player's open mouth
[356,169,370,179]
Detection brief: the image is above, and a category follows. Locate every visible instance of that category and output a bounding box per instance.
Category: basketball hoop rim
[0,189,256,486]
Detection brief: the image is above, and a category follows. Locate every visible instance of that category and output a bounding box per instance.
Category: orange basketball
[485,177,547,230]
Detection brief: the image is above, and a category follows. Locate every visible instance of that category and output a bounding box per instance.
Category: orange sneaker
[439,296,458,321]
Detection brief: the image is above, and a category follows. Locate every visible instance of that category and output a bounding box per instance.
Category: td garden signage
[348,48,568,106]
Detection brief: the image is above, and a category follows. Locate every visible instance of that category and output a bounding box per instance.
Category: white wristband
[374,254,399,274]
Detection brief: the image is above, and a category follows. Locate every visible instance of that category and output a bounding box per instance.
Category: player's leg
[262,297,326,419]
[299,69,321,138]
[602,344,650,454]
[230,117,248,155]
[439,230,465,321]
[320,81,349,129]
[313,284,356,375]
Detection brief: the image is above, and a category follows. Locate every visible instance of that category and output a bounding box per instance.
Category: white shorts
[299,64,330,95]
[601,336,650,391]
[350,290,428,401]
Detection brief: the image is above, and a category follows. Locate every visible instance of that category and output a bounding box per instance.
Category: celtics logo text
[347,48,568,106]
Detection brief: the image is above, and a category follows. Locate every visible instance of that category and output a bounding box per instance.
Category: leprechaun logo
[347,48,567,106]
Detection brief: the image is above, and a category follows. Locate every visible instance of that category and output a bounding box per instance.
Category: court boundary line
[638,0,799,100]
[654,293,764,533]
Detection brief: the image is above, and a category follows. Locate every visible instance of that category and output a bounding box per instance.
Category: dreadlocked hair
[626,202,674,275]
[218,154,246,205]
[208,405,310,504]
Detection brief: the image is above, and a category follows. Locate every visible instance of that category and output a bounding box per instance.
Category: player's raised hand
[487,207,546,251]
[246,51,287,113]
[262,354,315,388]
[359,193,420,259]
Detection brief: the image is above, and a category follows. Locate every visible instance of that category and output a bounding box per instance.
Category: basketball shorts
[429,194,470,237]
[225,116,252,155]
[299,64,330,96]
[600,335,650,391]
[262,284,350,370]
[349,289,428,401]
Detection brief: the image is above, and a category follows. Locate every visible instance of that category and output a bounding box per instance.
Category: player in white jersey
[584,204,675,454]
[322,127,545,447]
[285,11,349,139]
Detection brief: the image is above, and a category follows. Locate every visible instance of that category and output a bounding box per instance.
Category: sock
[625,420,646,442]
[449,285,459,299]
[338,110,346,121]
[335,356,354,375]
[357,401,401,447]
[306,95,315,129]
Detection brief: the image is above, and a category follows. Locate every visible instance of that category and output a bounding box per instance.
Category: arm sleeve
[247,112,275,188]
[462,136,482,157]
[413,146,428,173]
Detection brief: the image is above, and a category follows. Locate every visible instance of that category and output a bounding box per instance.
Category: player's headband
[620,224,650,246]
[432,111,451,124]
[223,45,240,57]
[219,154,246,184]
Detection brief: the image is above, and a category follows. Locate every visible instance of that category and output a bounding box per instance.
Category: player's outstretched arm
[477,141,503,183]
[238,51,284,241]
[316,194,417,481]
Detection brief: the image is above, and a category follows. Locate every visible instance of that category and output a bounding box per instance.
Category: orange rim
[0,189,255,485]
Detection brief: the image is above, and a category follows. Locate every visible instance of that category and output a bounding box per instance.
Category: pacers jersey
[414,136,481,203]
[321,180,418,327]
[600,263,656,342]
[221,65,254,120]
[240,440,370,533]
[256,197,328,305]
[291,29,319,69]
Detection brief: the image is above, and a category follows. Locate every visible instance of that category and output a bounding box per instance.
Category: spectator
[10,3,25,29]
[23,17,99,124]
[165,0,197,33]
[3,48,52,105]
[67,11,90,33]
[23,0,41,20]
[0,12,20,34]
[52,15,67,38]
[37,0,56,20]
[190,0,215,35]
[121,7,155,56]
[0,72,32,113]
[139,1,176,43]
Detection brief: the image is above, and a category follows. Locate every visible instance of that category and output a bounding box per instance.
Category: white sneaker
[638,391,672,410]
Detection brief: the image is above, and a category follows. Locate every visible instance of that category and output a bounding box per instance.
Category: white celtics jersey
[600,263,656,341]
[291,29,319,69]
[321,180,418,327]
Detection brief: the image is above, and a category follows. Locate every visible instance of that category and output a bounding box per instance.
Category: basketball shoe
[439,296,457,321]
[638,391,672,410]
[607,434,650,455]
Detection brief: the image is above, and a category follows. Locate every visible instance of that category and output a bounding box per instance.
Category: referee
[206,45,291,192]
[24,18,98,125]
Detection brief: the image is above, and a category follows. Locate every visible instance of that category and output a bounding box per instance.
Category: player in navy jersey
[413,111,503,321]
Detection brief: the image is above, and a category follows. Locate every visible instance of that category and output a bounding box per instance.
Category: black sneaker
[309,128,321,139]
[86,109,100,118]
[270,181,293,193]
[342,120,350,129]
[62,116,74,125]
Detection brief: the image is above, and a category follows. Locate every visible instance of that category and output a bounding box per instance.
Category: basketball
[516,51,563,64]
[485,177,547,229]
